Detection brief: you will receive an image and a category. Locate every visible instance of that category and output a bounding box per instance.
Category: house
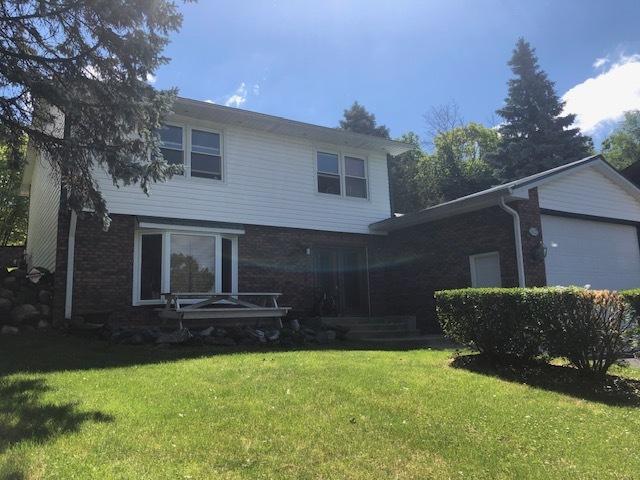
[21,98,640,331]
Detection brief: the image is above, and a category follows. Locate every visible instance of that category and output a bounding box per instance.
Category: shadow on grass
[0,377,114,454]
[0,331,452,377]
[451,354,640,407]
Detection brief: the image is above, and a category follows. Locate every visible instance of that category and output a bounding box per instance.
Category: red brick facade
[51,188,547,330]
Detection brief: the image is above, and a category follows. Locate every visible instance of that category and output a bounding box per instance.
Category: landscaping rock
[3,276,17,290]
[156,328,193,344]
[316,330,337,344]
[204,336,236,346]
[37,320,50,330]
[0,297,13,315]
[37,304,51,318]
[1,325,18,335]
[10,304,39,325]
[10,268,26,280]
[0,288,14,300]
[38,289,52,305]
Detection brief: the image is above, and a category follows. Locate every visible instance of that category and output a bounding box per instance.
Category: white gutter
[499,196,526,287]
[64,210,77,319]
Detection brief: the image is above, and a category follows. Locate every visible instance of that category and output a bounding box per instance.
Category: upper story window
[345,156,367,198]
[159,124,223,181]
[159,125,184,167]
[317,152,341,195]
[191,129,222,180]
[316,151,368,199]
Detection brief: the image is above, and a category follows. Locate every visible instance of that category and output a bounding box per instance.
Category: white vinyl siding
[25,155,60,271]
[538,166,640,222]
[97,118,391,234]
[542,215,640,290]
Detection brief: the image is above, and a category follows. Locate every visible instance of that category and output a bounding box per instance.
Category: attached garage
[541,214,640,290]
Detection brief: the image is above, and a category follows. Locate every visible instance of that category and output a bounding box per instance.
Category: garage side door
[542,215,640,290]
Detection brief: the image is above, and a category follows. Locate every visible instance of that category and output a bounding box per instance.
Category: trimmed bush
[436,287,637,375]
[435,288,546,362]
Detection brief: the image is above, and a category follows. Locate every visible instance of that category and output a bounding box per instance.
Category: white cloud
[204,99,215,104]
[252,84,260,96]
[563,54,640,133]
[224,82,248,108]
[592,57,609,69]
[146,73,157,84]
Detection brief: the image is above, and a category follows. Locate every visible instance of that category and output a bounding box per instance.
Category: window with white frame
[159,124,223,180]
[134,228,238,304]
[317,151,341,195]
[159,125,184,168]
[316,151,368,198]
[344,156,367,198]
[191,129,222,179]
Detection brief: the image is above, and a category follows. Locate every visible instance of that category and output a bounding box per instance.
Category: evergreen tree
[488,38,592,181]
[602,110,640,170]
[0,0,189,227]
[339,101,390,138]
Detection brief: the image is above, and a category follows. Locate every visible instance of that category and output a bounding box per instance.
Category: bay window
[134,228,238,305]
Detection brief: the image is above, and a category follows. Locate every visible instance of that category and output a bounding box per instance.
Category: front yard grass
[0,333,639,479]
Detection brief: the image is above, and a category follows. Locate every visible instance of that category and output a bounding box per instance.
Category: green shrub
[435,288,546,362]
[621,289,640,318]
[543,289,635,375]
[436,287,637,375]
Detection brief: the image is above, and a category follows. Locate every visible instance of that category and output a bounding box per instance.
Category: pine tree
[0,0,188,227]
[339,101,390,138]
[488,39,593,181]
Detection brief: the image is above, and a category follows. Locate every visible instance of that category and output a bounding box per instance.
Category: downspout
[64,210,77,319]
[499,195,526,287]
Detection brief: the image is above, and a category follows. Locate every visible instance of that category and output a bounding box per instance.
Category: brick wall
[368,188,547,331]
[50,188,546,328]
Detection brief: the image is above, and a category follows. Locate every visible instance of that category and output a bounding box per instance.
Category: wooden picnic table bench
[158,292,291,327]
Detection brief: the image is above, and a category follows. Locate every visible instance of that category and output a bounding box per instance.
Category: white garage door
[542,215,640,290]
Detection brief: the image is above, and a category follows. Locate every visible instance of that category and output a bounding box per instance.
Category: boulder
[156,328,193,344]
[16,287,38,305]
[37,320,50,329]
[1,325,18,335]
[204,336,236,346]
[0,297,12,314]
[37,289,52,305]
[10,304,39,325]
[316,330,337,344]
[0,288,14,300]
[2,276,17,290]
[10,268,26,280]
[37,304,51,318]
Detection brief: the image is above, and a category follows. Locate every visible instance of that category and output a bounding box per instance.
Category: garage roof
[370,154,640,232]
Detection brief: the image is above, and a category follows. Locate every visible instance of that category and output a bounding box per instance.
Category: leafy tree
[389,132,423,213]
[0,0,189,228]
[0,142,28,245]
[339,101,390,138]
[602,110,640,170]
[488,38,592,181]
[416,123,499,206]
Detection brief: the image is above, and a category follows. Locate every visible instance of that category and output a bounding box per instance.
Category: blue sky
[153,0,640,147]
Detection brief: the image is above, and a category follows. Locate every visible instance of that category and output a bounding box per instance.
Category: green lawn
[0,334,639,479]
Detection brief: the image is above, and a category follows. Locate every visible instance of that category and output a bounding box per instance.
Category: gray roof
[370,154,606,232]
[173,97,414,157]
